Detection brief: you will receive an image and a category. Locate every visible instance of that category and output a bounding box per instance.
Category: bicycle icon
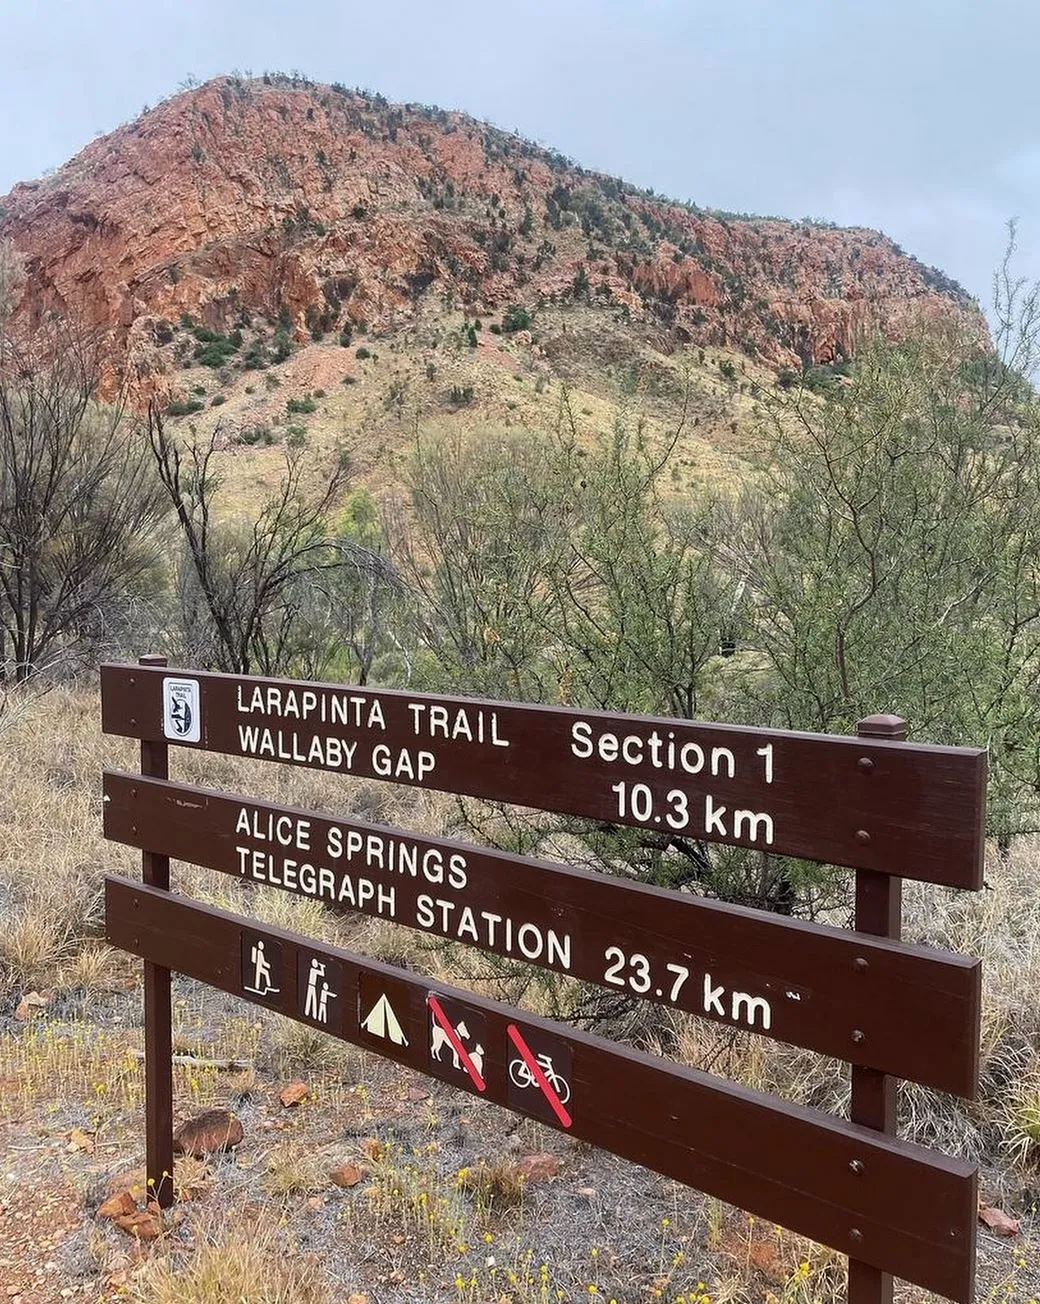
[508,1052,571,1104]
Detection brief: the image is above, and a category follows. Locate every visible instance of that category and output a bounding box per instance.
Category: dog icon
[431,1018,469,1068]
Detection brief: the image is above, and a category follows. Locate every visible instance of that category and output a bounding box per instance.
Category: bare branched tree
[148,403,371,676]
[0,312,169,682]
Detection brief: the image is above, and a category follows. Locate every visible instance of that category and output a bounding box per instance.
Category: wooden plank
[103,771,981,1097]
[99,664,987,887]
[104,875,977,1302]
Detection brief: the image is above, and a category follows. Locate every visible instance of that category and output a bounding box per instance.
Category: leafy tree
[303,489,412,685]
[390,426,580,699]
[502,304,532,333]
[393,393,765,905]
[726,251,1040,839]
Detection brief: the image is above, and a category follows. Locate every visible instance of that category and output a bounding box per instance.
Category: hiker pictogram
[303,958,335,1024]
[297,952,343,1029]
[242,933,281,999]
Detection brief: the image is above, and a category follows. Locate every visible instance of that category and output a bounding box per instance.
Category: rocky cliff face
[0,73,978,393]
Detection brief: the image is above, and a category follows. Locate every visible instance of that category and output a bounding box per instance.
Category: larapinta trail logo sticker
[162,677,201,743]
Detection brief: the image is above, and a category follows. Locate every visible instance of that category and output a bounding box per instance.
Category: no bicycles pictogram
[507,1023,573,1128]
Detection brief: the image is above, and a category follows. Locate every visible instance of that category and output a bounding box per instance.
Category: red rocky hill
[0,73,979,394]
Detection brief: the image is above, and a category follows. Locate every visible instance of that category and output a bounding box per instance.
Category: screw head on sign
[854,829,871,844]
[853,957,869,974]
[849,1159,864,1175]
[857,757,874,774]
[851,1029,865,1044]
[849,1228,863,1245]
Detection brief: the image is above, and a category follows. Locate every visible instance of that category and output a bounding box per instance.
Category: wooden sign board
[100,664,987,886]
[105,875,977,1302]
[103,771,981,1096]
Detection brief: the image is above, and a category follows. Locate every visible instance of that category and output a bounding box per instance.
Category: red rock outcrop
[0,74,981,392]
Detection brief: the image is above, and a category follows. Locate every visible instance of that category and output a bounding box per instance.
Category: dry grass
[128,1209,332,1304]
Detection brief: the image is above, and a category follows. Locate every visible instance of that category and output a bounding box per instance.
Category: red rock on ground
[979,1204,1022,1237]
[173,1108,243,1157]
[97,1191,137,1220]
[329,1162,364,1188]
[278,1080,311,1108]
[517,1152,562,1183]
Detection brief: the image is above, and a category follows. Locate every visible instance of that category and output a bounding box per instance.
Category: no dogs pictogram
[428,993,486,1091]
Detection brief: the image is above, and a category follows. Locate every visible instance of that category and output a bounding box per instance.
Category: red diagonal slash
[507,1024,573,1128]
[427,994,486,1092]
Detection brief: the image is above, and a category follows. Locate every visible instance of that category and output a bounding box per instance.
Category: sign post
[137,654,174,1210]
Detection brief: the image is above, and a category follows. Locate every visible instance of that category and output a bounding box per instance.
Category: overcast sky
[1,0,1038,309]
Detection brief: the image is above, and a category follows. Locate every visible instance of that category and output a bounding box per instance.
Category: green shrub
[167,397,205,416]
[313,388,326,399]
[286,395,317,415]
[243,339,269,370]
[272,328,293,363]
[234,424,276,446]
[193,329,239,368]
[210,394,227,407]
[356,346,371,360]
[449,384,475,406]
[502,304,532,333]
[718,359,737,382]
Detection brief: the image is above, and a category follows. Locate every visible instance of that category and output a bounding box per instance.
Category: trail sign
[106,876,976,1302]
[101,661,987,1304]
[103,771,981,1095]
[101,664,987,886]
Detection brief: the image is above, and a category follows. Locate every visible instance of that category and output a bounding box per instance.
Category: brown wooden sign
[105,875,977,1302]
[100,664,987,886]
[103,770,981,1096]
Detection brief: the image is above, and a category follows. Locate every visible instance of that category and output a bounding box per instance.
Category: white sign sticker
[162,676,202,743]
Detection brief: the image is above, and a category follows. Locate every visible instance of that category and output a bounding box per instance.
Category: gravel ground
[0,976,1037,1304]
